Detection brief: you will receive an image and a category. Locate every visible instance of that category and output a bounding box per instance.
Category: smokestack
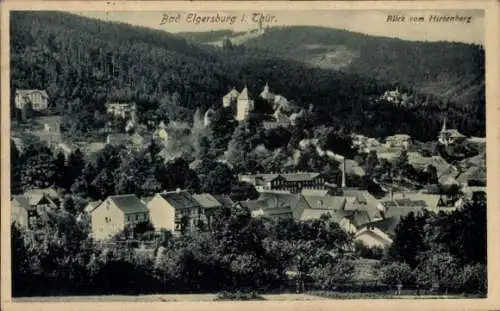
[341,158,346,188]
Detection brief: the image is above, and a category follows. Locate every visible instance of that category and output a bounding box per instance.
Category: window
[136,215,139,221]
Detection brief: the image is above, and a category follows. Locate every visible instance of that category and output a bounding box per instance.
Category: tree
[65,148,86,189]
[155,157,200,193]
[432,200,486,265]
[310,260,355,290]
[426,164,438,184]
[379,262,415,286]
[91,168,116,199]
[393,149,409,180]
[387,211,429,268]
[20,144,57,190]
[10,140,22,194]
[11,223,31,296]
[53,151,67,189]
[61,195,76,214]
[364,150,379,177]
[230,181,259,201]
[114,150,161,197]
[209,107,237,157]
[198,162,235,194]
[227,119,263,173]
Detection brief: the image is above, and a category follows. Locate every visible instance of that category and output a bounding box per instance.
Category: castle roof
[224,88,240,99]
[238,86,250,100]
[260,83,275,101]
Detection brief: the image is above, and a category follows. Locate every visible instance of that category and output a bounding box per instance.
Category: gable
[92,198,123,216]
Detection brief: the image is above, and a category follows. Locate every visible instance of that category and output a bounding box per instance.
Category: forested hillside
[10,12,485,141]
[188,26,485,109]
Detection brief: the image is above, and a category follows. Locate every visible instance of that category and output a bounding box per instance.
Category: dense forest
[10,12,485,141]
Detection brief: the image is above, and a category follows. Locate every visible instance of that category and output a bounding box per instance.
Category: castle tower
[236,86,254,121]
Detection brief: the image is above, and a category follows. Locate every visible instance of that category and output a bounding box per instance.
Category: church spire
[441,116,447,132]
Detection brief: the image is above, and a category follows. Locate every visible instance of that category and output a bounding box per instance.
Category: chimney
[341,158,346,188]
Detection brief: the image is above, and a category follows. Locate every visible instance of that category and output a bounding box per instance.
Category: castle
[221,86,254,121]
[221,83,290,122]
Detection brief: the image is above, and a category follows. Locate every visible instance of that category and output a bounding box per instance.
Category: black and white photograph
[1,1,497,307]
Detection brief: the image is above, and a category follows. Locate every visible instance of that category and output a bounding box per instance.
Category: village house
[15,89,49,113]
[406,152,455,176]
[90,194,150,241]
[351,134,381,153]
[11,188,61,229]
[378,88,403,104]
[354,225,394,249]
[130,132,145,149]
[460,152,486,171]
[153,121,169,144]
[84,200,103,214]
[105,102,137,123]
[238,172,326,193]
[147,190,205,234]
[192,193,224,228]
[457,166,487,187]
[24,187,61,208]
[106,133,132,147]
[384,134,412,149]
[11,195,36,229]
[241,191,299,220]
[31,116,63,148]
[248,191,373,234]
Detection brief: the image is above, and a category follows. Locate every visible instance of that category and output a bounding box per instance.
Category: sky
[74,10,484,44]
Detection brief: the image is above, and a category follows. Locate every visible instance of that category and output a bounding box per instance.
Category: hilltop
[180,26,485,109]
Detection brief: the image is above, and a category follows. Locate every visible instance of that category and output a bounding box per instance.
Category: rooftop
[193,193,222,209]
[158,190,200,210]
[109,194,149,214]
[12,195,33,211]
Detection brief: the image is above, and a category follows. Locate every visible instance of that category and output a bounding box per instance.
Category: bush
[354,241,384,259]
[461,263,487,294]
[379,262,415,286]
[310,261,355,290]
[215,290,266,301]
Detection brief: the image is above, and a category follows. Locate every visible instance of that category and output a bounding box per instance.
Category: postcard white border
[1,1,499,311]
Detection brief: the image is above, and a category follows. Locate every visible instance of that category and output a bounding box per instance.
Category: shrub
[354,241,384,259]
[461,263,487,294]
[310,261,355,290]
[215,290,266,301]
[379,262,415,286]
